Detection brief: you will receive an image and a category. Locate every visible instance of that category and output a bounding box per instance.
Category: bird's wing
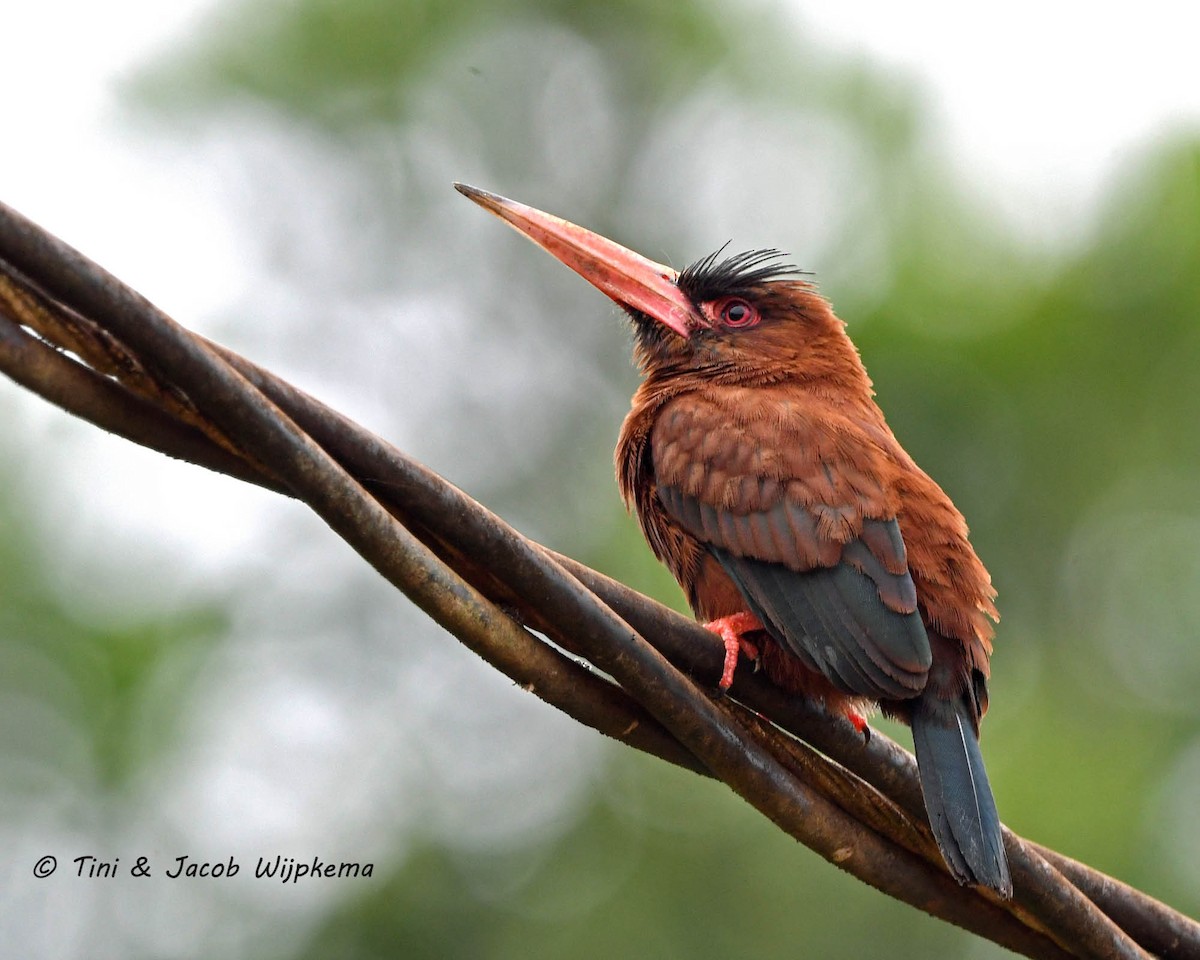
[652,398,932,700]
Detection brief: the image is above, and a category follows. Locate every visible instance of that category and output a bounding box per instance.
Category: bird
[455,182,1012,897]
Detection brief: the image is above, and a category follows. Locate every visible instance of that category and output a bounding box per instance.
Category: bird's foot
[703,612,763,690]
[844,708,871,743]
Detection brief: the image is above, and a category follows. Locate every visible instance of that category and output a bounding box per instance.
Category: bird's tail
[911,692,1012,897]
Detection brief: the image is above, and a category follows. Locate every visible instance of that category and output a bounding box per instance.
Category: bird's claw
[703,612,763,690]
[845,708,871,743]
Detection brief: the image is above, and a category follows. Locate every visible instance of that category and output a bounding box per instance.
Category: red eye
[719,298,759,329]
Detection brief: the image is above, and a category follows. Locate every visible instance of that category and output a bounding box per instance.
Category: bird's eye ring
[718,298,759,329]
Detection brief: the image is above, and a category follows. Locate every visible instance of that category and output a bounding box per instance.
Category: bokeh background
[2,1,1199,956]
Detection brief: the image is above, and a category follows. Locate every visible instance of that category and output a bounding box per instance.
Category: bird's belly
[688,553,749,621]
[757,640,866,713]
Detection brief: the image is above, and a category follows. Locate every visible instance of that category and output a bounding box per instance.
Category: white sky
[793,3,1200,237]
[2,1,249,315]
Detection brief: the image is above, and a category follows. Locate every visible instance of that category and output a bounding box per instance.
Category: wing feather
[650,393,933,700]
[661,484,931,699]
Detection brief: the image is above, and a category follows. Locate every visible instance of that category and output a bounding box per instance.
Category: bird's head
[455,184,872,396]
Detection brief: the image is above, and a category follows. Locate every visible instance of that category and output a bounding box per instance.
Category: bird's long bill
[454,183,700,337]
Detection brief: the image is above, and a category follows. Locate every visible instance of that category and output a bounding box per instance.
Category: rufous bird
[456,183,1012,896]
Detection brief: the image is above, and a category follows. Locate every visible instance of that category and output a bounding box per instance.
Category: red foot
[844,708,871,742]
[703,612,763,690]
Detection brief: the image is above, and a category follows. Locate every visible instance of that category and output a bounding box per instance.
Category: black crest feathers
[677,246,804,303]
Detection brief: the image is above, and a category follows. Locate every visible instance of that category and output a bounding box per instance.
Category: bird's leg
[703,611,763,690]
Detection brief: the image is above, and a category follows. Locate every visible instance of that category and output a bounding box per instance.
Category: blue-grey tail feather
[911,696,1012,897]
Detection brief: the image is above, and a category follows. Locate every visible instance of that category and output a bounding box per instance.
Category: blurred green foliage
[0,458,225,798]
[3,0,1198,956]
